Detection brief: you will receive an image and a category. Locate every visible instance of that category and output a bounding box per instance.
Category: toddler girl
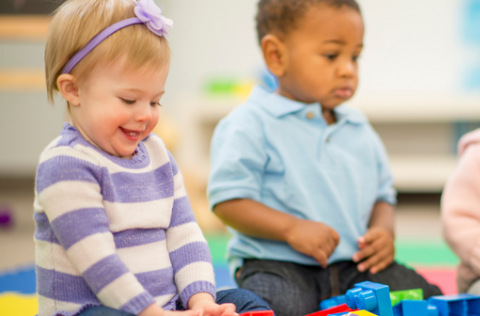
[442,128,480,295]
[35,0,270,315]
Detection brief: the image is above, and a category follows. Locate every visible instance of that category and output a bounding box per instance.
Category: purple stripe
[135,268,177,297]
[167,151,179,176]
[82,254,129,294]
[62,18,143,74]
[36,266,99,304]
[51,208,110,250]
[114,228,166,249]
[180,281,216,307]
[103,163,174,203]
[168,197,195,228]
[120,291,155,315]
[36,155,104,193]
[170,242,212,274]
[34,212,60,245]
[162,296,178,311]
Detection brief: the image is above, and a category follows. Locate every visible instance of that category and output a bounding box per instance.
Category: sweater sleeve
[36,147,155,315]
[165,151,216,308]
[442,144,480,277]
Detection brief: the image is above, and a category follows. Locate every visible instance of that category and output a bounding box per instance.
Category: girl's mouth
[119,127,142,141]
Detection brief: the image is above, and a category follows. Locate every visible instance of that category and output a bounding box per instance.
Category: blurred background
[1,0,480,314]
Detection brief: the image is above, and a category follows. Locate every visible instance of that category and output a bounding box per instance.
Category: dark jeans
[79,289,271,316]
[236,259,443,316]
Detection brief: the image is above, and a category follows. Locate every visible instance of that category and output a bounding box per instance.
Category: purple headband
[61,0,173,74]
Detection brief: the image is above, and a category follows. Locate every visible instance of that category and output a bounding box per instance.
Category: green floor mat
[206,234,460,267]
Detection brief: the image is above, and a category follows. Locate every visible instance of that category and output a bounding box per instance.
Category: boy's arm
[214,199,339,268]
[165,152,216,308]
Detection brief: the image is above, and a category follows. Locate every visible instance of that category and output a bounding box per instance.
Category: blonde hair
[45,0,171,104]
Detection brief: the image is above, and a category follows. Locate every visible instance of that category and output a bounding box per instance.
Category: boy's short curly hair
[255,0,361,43]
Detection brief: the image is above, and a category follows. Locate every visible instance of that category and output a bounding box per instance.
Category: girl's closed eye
[150,101,161,107]
[120,98,136,105]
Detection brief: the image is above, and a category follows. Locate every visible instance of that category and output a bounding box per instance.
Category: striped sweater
[34,123,215,316]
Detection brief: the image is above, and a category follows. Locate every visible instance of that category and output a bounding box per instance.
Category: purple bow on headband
[134,0,173,37]
[61,0,173,74]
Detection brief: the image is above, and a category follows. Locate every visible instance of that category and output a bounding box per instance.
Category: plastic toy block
[345,281,393,316]
[305,303,355,316]
[328,311,377,316]
[428,293,480,316]
[389,289,423,306]
[392,300,438,316]
[321,295,346,310]
[320,295,347,310]
[239,311,274,316]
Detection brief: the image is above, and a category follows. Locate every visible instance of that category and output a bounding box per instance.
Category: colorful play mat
[0,235,460,316]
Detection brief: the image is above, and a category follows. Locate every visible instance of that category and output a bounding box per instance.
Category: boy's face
[71,57,169,158]
[277,5,364,109]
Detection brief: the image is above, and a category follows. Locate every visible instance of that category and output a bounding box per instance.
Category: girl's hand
[189,293,237,316]
[352,226,395,274]
[139,303,200,316]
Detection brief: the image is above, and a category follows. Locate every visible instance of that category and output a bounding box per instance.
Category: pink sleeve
[442,143,480,277]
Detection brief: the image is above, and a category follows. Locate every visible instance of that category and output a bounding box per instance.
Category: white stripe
[66,232,116,273]
[97,273,146,309]
[33,197,43,213]
[104,198,173,232]
[38,181,103,221]
[37,294,82,316]
[35,239,80,276]
[73,141,170,175]
[37,136,62,162]
[39,144,98,165]
[117,240,171,274]
[155,294,177,307]
[173,173,187,199]
[166,222,206,252]
[175,262,215,294]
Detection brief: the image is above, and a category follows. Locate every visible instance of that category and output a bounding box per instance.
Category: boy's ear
[261,34,287,77]
[56,74,80,106]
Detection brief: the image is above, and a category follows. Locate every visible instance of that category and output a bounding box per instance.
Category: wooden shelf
[390,154,457,192]
[0,15,50,40]
[0,69,45,91]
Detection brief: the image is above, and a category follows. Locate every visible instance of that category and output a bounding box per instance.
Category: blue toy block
[392,300,438,316]
[345,281,393,316]
[428,293,480,316]
[320,295,346,310]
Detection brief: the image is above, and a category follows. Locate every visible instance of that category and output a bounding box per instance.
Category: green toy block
[390,289,423,306]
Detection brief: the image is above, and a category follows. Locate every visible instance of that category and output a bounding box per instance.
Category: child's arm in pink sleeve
[442,143,480,276]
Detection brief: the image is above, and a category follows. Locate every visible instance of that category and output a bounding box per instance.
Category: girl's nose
[135,104,153,122]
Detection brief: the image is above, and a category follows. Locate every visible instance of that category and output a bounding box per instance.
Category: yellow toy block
[0,293,38,316]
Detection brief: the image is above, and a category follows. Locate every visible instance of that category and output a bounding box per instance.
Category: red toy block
[305,303,356,316]
[239,310,274,316]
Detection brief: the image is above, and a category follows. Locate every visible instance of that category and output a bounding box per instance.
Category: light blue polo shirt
[208,85,396,274]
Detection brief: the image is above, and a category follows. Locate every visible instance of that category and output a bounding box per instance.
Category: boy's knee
[216,288,271,313]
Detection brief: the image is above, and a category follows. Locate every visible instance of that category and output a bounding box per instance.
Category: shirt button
[306,112,314,119]
[326,137,330,142]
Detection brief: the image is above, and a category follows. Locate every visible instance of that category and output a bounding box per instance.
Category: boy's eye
[352,55,360,62]
[325,54,338,60]
[150,101,161,107]
[121,98,136,105]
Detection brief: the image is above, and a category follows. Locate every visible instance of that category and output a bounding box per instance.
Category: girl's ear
[261,34,288,77]
[56,74,80,106]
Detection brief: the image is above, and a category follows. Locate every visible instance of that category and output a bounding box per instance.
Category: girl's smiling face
[269,4,364,109]
[67,56,169,158]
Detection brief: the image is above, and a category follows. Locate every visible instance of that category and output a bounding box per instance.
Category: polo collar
[249,85,366,125]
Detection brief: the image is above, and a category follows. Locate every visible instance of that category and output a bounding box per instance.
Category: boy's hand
[286,219,340,268]
[352,226,394,274]
[189,293,237,316]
